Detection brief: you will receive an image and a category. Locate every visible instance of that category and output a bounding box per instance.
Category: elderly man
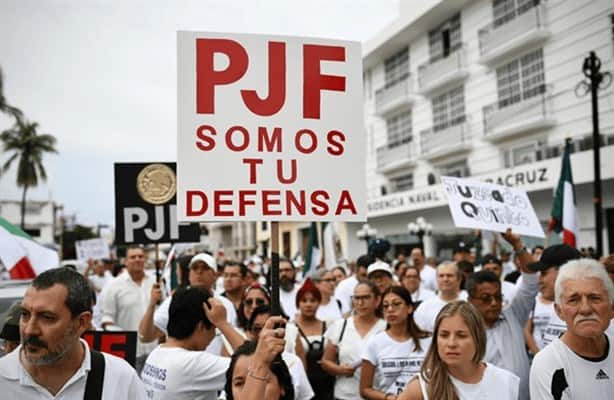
[0,268,145,399]
[413,261,466,332]
[101,245,157,373]
[467,239,536,400]
[530,258,614,399]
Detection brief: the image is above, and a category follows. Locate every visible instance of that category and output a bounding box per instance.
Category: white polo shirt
[101,271,158,357]
[0,339,146,399]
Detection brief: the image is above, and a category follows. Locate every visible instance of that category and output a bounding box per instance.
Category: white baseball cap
[367,260,393,277]
[189,253,217,272]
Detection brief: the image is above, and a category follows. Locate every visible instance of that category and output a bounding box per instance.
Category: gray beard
[22,325,77,366]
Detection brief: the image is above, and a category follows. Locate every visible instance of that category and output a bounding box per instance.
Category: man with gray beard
[0,267,145,399]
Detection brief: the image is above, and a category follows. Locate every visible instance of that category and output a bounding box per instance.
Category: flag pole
[270,221,281,316]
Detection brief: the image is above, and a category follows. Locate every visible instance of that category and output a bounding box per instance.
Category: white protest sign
[441,176,545,238]
[75,238,110,261]
[176,31,365,221]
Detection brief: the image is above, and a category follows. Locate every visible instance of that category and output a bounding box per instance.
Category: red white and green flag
[548,139,579,247]
[0,217,59,279]
[303,222,321,277]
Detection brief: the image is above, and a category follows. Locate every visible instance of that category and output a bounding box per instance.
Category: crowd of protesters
[0,229,613,399]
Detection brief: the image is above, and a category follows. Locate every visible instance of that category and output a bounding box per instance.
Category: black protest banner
[114,162,200,245]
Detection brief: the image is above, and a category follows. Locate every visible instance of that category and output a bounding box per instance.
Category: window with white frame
[496,48,545,108]
[384,47,409,88]
[386,110,412,148]
[432,86,466,132]
[390,173,414,193]
[428,13,462,63]
[493,0,540,28]
[440,160,470,178]
[504,139,546,168]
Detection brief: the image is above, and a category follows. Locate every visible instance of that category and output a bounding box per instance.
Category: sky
[0,0,399,228]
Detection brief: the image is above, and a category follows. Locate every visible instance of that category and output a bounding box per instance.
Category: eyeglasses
[245,298,266,307]
[382,301,405,310]
[473,294,503,304]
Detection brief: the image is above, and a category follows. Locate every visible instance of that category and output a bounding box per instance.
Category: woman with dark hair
[238,283,272,330]
[288,278,335,400]
[360,286,431,400]
[225,316,294,400]
[321,280,386,400]
[246,305,315,400]
[398,301,519,400]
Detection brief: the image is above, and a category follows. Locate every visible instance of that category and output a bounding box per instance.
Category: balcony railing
[478,4,550,64]
[376,139,417,173]
[483,84,555,141]
[420,121,472,159]
[418,45,468,94]
[375,74,415,115]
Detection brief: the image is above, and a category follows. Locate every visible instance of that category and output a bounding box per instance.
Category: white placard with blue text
[75,238,110,261]
[441,176,545,238]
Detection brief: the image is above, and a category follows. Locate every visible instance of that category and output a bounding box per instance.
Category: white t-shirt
[153,293,237,355]
[280,285,299,319]
[0,339,146,399]
[89,271,113,292]
[541,312,567,347]
[530,295,557,350]
[419,266,437,292]
[501,280,518,307]
[316,298,343,324]
[142,345,229,400]
[418,362,519,400]
[334,275,359,314]
[530,334,614,400]
[362,331,431,395]
[325,317,386,400]
[413,292,468,332]
[410,287,436,304]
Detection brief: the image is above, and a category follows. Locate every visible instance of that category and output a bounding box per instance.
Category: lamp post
[408,217,433,252]
[356,223,377,253]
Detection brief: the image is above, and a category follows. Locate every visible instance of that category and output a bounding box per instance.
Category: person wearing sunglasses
[360,286,431,400]
[247,305,314,400]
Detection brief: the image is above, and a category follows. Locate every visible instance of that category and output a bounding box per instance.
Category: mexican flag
[548,139,579,247]
[0,217,59,279]
[303,222,321,277]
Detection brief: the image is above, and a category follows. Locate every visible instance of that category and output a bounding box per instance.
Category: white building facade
[354,0,614,258]
[0,199,62,245]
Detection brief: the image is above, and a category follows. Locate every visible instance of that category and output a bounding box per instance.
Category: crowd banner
[82,331,137,367]
[441,176,545,238]
[75,238,110,261]
[114,162,201,245]
[176,31,366,221]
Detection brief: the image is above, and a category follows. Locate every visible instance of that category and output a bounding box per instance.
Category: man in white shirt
[101,245,157,373]
[279,258,300,319]
[0,267,145,399]
[414,261,466,332]
[138,253,237,356]
[400,265,435,306]
[529,244,581,347]
[142,286,245,400]
[530,258,614,400]
[84,259,113,293]
[410,247,437,292]
[367,260,394,295]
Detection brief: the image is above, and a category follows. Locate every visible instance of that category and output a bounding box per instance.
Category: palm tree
[0,66,23,120]
[1,118,58,229]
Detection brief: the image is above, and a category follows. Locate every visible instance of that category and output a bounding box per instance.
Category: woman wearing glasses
[360,286,431,400]
[398,301,519,400]
[321,281,386,400]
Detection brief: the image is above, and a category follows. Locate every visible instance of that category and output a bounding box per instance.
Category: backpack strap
[296,323,312,346]
[338,318,348,344]
[84,349,106,400]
